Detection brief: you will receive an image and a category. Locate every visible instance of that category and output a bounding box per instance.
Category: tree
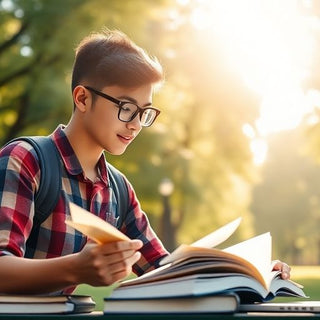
[0,0,90,141]
[1,0,259,246]
[251,128,320,264]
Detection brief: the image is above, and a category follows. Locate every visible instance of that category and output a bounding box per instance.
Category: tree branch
[0,52,62,87]
[0,58,38,87]
[0,21,29,55]
[2,91,30,143]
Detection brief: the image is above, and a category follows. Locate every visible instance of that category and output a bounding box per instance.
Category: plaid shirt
[0,125,168,292]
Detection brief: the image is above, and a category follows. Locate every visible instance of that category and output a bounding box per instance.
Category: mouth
[117,134,134,144]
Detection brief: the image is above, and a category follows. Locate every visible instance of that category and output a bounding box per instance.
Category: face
[80,84,153,155]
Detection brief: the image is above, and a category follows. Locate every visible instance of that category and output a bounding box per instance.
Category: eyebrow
[117,95,152,108]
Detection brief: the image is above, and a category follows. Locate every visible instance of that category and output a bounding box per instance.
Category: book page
[223,232,272,288]
[123,244,266,288]
[66,202,129,244]
[161,217,242,266]
[191,217,242,248]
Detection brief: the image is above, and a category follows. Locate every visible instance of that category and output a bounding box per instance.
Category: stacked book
[68,203,307,315]
[0,295,95,314]
[0,204,308,315]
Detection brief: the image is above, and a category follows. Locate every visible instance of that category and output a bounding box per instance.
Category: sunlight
[185,0,320,164]
[242,124,268,165]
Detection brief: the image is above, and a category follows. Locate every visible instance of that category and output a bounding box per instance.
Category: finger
[99,240,143,255]
[272,260,282,271]
[280,263,291,280]
[116,239,143,251]
[102,247,140,265]
[110,251,141,277]
[273,261,291,279]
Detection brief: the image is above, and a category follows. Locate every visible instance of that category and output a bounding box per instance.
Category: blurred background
[1,0,320,268]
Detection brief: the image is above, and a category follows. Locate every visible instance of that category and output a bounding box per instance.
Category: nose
[126,113,142,131]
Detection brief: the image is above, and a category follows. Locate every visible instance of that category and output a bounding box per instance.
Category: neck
[63,119,104,180]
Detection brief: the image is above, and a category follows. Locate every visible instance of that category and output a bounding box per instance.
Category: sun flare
[186,0,320,163]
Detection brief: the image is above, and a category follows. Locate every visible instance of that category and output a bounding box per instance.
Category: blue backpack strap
[107,163,129,228]
[2,136,128,231]
[4,136,61,227]
[25,136,62,226]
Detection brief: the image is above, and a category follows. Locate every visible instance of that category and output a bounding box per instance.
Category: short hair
[71,29,164,91]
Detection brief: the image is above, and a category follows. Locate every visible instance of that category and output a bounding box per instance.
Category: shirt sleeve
[0,141,40,257]
[120,178,169,276]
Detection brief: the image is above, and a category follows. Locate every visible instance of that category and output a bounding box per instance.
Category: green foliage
[0,0,87,140]
[251,128,320,264]
[0,0,259,247]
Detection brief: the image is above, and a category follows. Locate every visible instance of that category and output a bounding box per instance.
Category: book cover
[0,295,96,314]
[104,293,239,314]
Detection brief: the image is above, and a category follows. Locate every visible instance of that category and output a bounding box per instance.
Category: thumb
[86,238,98,244]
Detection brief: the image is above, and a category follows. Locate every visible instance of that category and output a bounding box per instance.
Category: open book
[66,203,307,303]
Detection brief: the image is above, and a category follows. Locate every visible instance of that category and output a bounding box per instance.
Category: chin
[105,148,127,156]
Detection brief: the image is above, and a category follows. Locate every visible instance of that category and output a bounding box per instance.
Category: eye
[121,103,137,113]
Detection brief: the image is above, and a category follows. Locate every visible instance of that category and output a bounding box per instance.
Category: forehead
[101,84,153,101]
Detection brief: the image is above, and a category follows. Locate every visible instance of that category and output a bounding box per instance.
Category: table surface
[0,312,320,319]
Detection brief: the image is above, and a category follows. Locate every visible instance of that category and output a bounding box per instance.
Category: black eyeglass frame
[84,86,161,127]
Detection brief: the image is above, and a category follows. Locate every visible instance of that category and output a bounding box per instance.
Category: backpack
[2,136,129,233]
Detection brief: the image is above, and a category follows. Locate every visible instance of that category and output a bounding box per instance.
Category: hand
[272,260,291,280]
[73,239,143,286]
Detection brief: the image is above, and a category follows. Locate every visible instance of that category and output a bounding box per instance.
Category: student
[0,29,290,294]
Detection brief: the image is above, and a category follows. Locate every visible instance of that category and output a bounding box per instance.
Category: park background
[1,0,320,310]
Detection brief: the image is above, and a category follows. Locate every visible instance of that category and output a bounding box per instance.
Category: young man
[0,30,290,294]
[0,30,168,294]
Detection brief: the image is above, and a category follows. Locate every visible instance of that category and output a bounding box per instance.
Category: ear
[73,85,90,112]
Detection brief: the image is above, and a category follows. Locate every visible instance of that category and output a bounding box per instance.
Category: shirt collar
[51,125,109,184]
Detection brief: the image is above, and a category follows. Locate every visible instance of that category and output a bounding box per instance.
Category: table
[0,312,319,319]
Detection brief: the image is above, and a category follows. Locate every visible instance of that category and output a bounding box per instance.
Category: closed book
[0,295,95,314]
[104,293,239,314]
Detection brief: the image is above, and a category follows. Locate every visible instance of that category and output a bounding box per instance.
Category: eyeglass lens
[119,103,157,126]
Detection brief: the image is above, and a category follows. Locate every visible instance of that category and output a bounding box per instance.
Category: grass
[286,265,320,300]
[75,265,320,311]
[75,284,115,311]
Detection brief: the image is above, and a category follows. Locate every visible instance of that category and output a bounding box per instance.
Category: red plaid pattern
[0,126,168,292]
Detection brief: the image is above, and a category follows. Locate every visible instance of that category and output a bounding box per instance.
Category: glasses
[84,86,161,127]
